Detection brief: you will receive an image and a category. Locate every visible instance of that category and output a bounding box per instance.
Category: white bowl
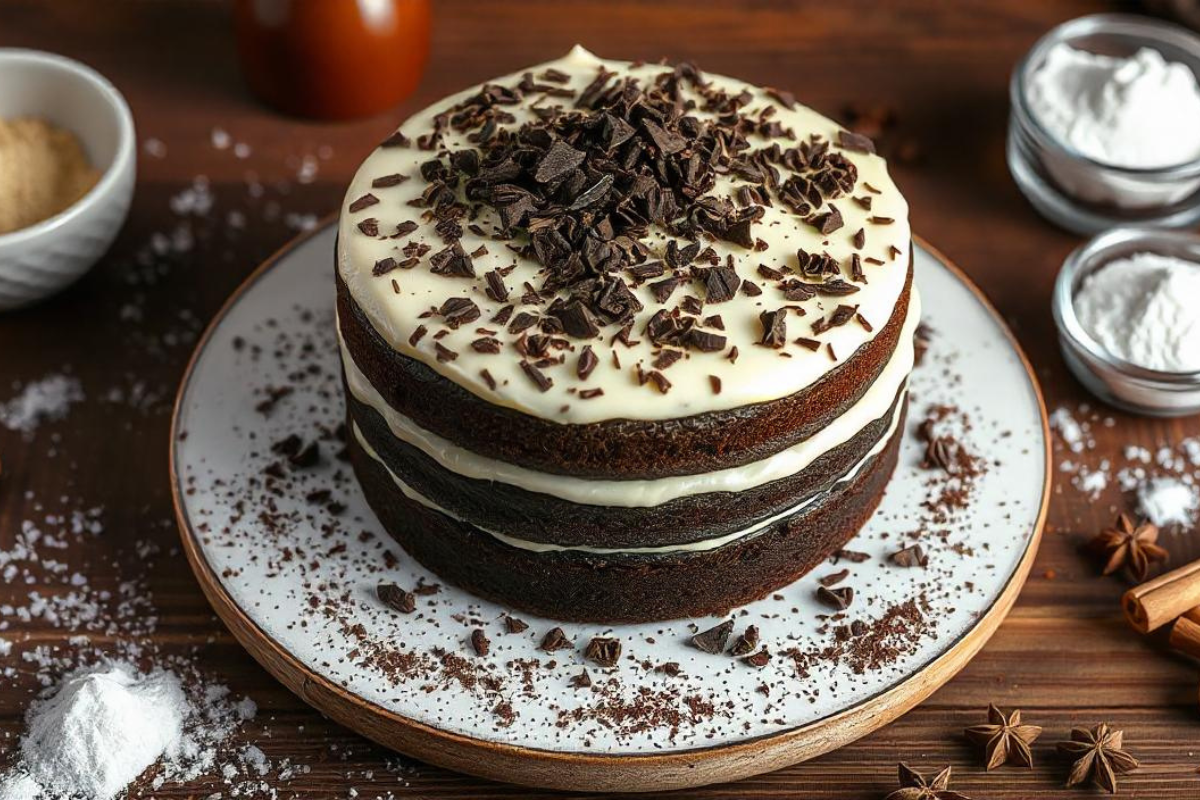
[0,49,136,311]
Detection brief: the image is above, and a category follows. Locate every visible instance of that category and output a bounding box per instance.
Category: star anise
[1057,723,1139,794]
[1090,513,1167,582]
[884,764,972,800]
[964,704,1042,769]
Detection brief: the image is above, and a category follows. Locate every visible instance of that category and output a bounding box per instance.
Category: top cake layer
[338,46,911,424]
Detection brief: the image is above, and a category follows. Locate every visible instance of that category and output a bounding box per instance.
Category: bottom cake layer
[348,407,904,623]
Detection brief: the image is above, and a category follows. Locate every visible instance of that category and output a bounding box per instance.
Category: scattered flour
[5,662,188,800]
[1138,477,1199,528]
[0,374,83,435]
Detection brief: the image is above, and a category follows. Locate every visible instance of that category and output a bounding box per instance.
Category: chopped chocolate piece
[470,629,491,656]
[377,584,415,614]
[795,336,821,351]
[891,544,928,568]
[852,227,866,249]
[646,369,671,394]
[439,296,481,329]
[585,636,622,668]
[372,173,408,188]
[551,299,601,339]
[628,261,666,281]
[408,325,428,346]
[729,625,760,657]
[504,615,529,634]
[357,218,379,237]
[853,195,873,211]
[740,280,762,297]
[758,265,786,281]
[520,360,553,392]
[818,569,850,587]
[570,669,592,689]
[759,309,788,348]
[534,140,586,183]
[540,627,573,652]
[653,349,683,370]
[850,253,866,283]
[691,620,734,654]
[640,118,686,154]
[649,276,683,304]
[701,265,741,303]
[577,345,599,380]
[348,193,378,213]
[484,269,509,302]
[767,87,797,110]
[816,585,854,610]
[480,369,497,391]
[372,257,399,276]
[379,131,410,148]
[569,174,615,211]
[394,220,419,238]
[855,312,873,332]
[434,342,458,362]
[709,375,722,394]
[684,328,727,352]
[430,242,476,278]
[889,244,903,260]
[832,550,870,566]
[869,216,895,225]
[809,204,844,234]
[579,388,604,399]
[836,129,876,154]
[744,648,771,668]
[471,337,501,353]
[289,441,320,469]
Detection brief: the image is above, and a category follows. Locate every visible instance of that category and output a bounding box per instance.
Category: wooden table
[2,1,1198,797]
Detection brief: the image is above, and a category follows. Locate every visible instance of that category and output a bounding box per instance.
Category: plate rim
[169,220,1051,792]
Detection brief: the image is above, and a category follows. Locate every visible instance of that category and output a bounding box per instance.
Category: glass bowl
[1053,227,1200,416]
[1008,14,1200,235]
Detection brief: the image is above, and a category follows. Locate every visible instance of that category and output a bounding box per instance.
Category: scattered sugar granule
[0,374,83,435]
[1050,406,1086,453]
[210,127,231,150]
[1138,477,1199,528]
[142,138,167,159]
[2,662,188,800]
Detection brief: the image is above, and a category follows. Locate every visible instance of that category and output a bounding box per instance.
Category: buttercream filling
[352,387,904,555]
[340,287,919,508]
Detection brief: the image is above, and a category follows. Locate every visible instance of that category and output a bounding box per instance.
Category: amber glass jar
[234,0,431,120]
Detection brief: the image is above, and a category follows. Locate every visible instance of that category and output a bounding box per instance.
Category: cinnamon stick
[1169,615,1200,660]
[1122,558,1200,633]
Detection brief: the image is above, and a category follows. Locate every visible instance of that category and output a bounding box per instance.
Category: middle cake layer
[344,292,918,550]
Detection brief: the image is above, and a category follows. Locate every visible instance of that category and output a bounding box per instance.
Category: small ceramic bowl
[1008,14,1200,235]
[1053,227,1200,416]
[0,49,136,311]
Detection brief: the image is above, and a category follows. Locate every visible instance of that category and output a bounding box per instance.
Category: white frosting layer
[353,387,904,555]
[338,45,912,424]
[342,289,919,508]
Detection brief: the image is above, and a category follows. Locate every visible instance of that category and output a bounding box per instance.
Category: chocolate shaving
[377,584,415,614]
[540,627,573,652]
[520,360,553,392]
[584,637,622,668]
[348,193,378,213]
[759,309,788,348]
[816,585,854,610]
[691,620,734,654]
[890,544,928,568]
[836,129,876,154]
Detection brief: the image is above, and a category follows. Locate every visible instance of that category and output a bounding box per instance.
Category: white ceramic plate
[172,223,1049,791]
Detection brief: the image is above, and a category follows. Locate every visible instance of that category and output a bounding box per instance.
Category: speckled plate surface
[171,222,1049,792]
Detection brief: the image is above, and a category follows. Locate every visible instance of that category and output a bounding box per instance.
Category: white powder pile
[1138,476,1199,528]
[1028,44,1200,169]
[0,374,83,435]
[1,662,188,800]
[1074,252,1200,373]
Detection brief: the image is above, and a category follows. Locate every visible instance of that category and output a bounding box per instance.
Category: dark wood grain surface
[3,1,1199,797]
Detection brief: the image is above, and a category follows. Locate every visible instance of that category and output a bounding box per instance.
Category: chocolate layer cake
[337,46,919,623]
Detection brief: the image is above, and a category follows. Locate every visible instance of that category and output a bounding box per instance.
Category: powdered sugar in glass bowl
[1009,14,1200,235]
[1053,227,1200,416]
